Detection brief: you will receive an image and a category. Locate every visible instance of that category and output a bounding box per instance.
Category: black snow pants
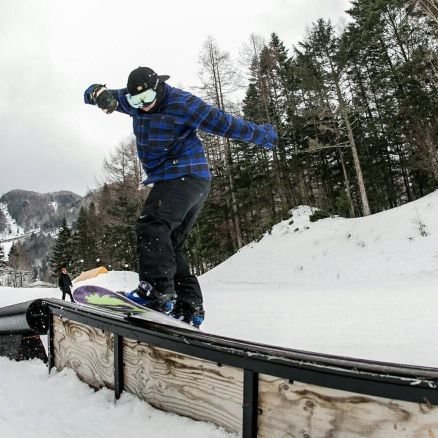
[61,288,74,302]
[136,176,211,317]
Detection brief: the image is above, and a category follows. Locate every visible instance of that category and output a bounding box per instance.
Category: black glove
[84,84,118,114]
[94,86,118,114]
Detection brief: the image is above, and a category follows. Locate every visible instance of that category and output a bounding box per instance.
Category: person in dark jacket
[58,267,74,302]
[84,66,277,328]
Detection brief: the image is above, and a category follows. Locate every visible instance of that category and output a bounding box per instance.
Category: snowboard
[72,285,196,330]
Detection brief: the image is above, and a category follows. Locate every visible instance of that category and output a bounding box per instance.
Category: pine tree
[0,245,8,274]
[295,19,371,215]
[49,218,73,275]
[72,203,100,274]
[343,0,438,204]
[243,37,291,219]
[8,243,20,270]
[8,241,31,271]
[239,41,284,228]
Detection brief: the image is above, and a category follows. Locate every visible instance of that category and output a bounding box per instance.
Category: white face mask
[126,89,157,108]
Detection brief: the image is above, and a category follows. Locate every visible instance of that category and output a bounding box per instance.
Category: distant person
[58,267,74,302]
[83,66,277,327]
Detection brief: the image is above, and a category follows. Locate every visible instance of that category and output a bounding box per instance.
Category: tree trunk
[339,149,356,217]
[329,60,371,216]
[345,117,371,216]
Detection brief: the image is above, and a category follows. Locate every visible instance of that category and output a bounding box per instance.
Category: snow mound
[202,192,438,287]
[73,270,138,292]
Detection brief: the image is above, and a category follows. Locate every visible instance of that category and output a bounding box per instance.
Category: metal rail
[0,299,49,335]
[43,298,438,406]
[3,298,437,438]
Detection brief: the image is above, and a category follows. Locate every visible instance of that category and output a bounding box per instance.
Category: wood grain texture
[53,317,114,389]
[123,337,243,433]
[257,374,438,437]
[51,317,438,437]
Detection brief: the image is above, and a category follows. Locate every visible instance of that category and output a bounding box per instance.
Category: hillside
[202,191,438,287]
[0,190,83,231]
[0,189,92,281]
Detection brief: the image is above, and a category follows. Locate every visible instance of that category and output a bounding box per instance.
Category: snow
[0,202,26,259]
[0,358,234,438]
[0,202,41,258]
[1,190,438,436]
[0,202,25,240]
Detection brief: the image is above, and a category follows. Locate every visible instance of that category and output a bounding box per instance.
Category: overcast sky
[0,0,351,196]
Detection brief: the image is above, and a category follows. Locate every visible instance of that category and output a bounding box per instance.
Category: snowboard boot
[125,281,176,314]
[190,314,204,329]
[170,302,204,328]
[169,300,185,321]
[188,304,205,328]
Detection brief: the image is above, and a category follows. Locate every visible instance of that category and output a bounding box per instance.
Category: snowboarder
[84,66,277,327]
[58,267,74,302]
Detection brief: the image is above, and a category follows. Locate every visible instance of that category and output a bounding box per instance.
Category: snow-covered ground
[0,358,235,438]
[1,190,438,437]
[0,274,237,438]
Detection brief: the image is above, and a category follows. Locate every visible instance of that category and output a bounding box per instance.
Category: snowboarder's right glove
[83,84,118,114]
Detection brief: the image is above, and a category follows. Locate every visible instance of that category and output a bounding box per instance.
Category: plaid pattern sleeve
[184,94,277,148]
[108,88,135,116]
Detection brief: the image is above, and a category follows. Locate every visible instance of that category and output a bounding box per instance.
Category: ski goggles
[126,88,157,108]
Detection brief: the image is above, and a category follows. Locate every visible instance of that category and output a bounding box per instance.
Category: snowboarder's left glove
[83,84,118,114]
[261,123,278,150]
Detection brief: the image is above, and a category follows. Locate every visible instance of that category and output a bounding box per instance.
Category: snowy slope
[0,202,26,258]
[202,192,438,287]
[0,202,25,238]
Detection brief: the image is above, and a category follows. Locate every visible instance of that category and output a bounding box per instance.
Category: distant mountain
[0,190,86,232]
[0,189,98,283]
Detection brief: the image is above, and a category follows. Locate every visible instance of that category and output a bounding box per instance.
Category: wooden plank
[257,374,438,437]
[53,317,114,389]
[123,337,243,433]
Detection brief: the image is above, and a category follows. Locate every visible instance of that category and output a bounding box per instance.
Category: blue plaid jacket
[86,84,277,185]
